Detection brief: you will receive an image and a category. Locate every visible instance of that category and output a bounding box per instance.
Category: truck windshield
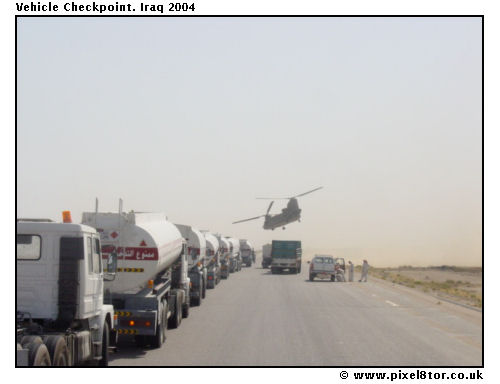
[17,235,41,260]
[272,241,301,258]
[273,250,298,258]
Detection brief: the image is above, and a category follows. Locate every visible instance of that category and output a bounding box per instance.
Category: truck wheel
[182,293,190,318]
[151,302,165,349]
[176,292,183,325]
[202,278,206,299]
[182,302,190,318]
[331,275,336,282]
[43,335,69,366]
[162,300,171,336]
[198,283,203,305]
[27,341,51,366]
[191,284,202,307]
[168,294,182,329]
[99,322,110,366]
[309,274,314,281]
[21,335,43,348]
[290,268,296,274]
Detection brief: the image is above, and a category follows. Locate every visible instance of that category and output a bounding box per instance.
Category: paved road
[110,264,482,366]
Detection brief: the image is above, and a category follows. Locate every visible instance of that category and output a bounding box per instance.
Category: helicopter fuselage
[263,198,301,230]
[232,187,322,230]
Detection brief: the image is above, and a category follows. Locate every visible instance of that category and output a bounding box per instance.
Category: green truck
[270,240,302,274]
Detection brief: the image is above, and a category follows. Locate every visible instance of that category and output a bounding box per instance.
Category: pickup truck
[308,255,346,282]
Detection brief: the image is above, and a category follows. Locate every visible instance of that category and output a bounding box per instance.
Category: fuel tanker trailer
[215,235,231,279]
[202,231,221,289]
[82,211,190,349]
[240,239,254,267]
[226,237,241,273]
[174,224,207,307]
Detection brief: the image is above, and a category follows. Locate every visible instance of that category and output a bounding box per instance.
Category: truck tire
[290,268,297,274]
[162,300,171,335]
[309,274,315,281]
[271,267,277,274]
[331,275,336,282]
[43,335,69,366]
[168,293,182,329]
[21,335,43,348]
[182,302,190,318]
[202,277,206,299]
[151,301,165,349]
[27,341,51,366]
[176,292,182,326]
[191,283,202,307]
[198,283,203,305]
[182,294,190,318]
[99,322,110,366]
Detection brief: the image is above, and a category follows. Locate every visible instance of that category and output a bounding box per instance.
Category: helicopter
[232,187,323,230]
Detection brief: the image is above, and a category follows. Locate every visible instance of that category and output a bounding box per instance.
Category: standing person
[359,260,369,282]
[348,261,354,282]
[334,262,345,282]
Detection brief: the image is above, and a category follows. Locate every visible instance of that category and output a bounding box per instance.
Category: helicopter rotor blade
[293,186,324,198]
[232,215,264,224]
[266,201,274,215]
[256,197,289,200]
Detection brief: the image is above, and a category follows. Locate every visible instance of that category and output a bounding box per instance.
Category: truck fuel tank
[82,212,183,294]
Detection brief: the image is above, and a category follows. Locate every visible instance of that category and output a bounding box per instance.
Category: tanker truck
[226,237,241,273]
[82,211,190,349]
[16,216,116,366]
[215,235,231,279]
[239,239,254,267]
[175,224,207,306]
[262,243,272,268]
[202,231,221,289]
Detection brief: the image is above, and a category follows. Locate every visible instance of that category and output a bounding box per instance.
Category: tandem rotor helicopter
[232,187,323,230]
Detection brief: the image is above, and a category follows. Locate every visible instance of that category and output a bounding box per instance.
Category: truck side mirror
[108,252,118,272]
[104,252,118,281]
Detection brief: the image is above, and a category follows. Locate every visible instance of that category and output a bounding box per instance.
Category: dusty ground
[370,266,482,308]
[260,251,482,309]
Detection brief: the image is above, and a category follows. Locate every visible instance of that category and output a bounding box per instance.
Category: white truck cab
[17,219,115,366]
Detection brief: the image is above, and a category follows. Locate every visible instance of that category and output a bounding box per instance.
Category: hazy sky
[17,17,482,266]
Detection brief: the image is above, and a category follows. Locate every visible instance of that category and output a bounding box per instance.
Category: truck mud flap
[207,274,216,289]
[115,310,157,336]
